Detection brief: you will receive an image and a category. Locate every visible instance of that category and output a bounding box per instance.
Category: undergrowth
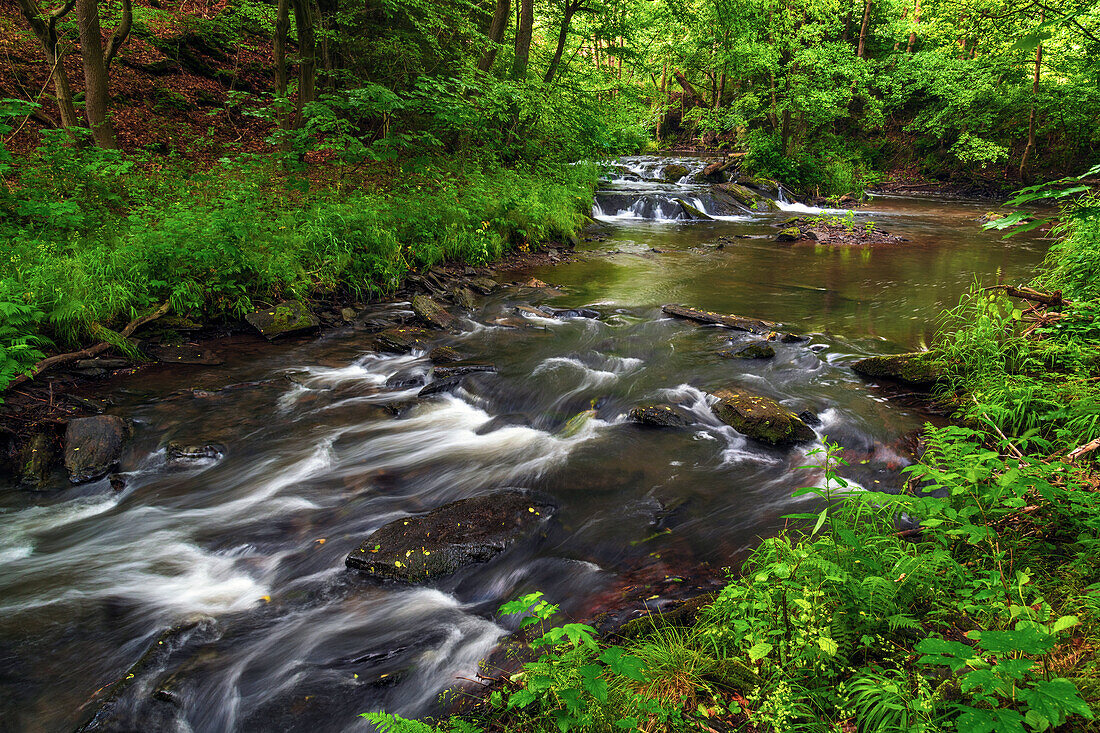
[0,107,597,393]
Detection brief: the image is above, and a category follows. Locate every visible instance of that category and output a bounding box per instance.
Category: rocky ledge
[345,490,555,582]
[851,352,946,389]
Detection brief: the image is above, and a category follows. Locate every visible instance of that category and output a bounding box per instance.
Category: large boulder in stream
[710,389,816,446]
[63,415,132,483]
[245,301,319,340]
[345,490,555,582]
[851,352,945,389]
[661,164,691,182]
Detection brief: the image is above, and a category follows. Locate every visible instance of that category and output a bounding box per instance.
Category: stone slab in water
[411,295,456,330]
[345,490,555,582]
[428,345,464,364]
[851,352,944,388]
[144,343,223,365]
[662,304,774,334]
[710,388,815,446]
[64,415,132,483]
[374,327,434,353]
[245,301,319,340]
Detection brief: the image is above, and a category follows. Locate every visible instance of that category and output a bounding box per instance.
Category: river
[0,157,1046,732]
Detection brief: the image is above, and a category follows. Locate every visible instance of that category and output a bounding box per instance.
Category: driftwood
[1068,437,1100,463]
[984,284,1068,309]
[8,301,170,391]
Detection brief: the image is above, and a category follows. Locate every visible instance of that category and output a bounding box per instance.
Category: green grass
[0,132,597,392]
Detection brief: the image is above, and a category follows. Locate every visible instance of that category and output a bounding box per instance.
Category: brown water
[0,157,1046,732]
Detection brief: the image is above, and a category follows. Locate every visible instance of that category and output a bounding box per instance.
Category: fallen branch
[983,284,1069,309]
[1068,437,1100,463]
[7,301,170,391]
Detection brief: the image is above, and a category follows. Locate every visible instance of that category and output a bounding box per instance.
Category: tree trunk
[292,0,316,126]
[477,0,510,72]
[857,0,872,58]
[660,60,667,93]
[75,0,118,148]
[13,0,81,130]
[674,70,705,107]
[274,0,290,131]
[906,0,920,52]
[1019,15,1043,180]
[511,0,533,78]
[543,3,577,84]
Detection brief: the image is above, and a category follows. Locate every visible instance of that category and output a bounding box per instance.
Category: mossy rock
[245,300,319,340]
[345,490,555,582]
[744,176,780,197]
[851,352,945,388]
[776,227,801,242]
[710,388,816,446]
[615,593,718,640]
[715,182,761,208]
[410,294,456,330]
[661,164,691,182]
[674,198,714,220]
[629,404,694,428]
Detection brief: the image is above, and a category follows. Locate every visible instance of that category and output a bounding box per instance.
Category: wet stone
[428,346,464,364]
[410,294,456,330]
[374,327,434,354]
[19,432,56,490]
[345,490,555,582]
[433,362,496,379]
[662,304,775,334]
[467,277,499,295]
[629,405,694,428]
[851,352,945,388]
[449,286,479,311]
[245,301,320,340]
[710,388,816,447]
[166,442,225,462]
[719,341,775,359]
[64,415,132,484]
[417,375,466,397]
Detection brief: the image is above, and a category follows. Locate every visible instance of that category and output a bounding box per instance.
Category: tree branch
[7,301,170,391]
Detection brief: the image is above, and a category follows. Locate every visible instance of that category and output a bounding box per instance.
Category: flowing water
[0,157,1047,732]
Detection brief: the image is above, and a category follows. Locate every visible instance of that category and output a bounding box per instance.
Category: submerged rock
[467,277,499,295]
[64,415,132,483]
[720,342,775,359]
[144,343,223,365]
[433,362,496,379]
[851,352,945,388]
[629,405,694,428]
[662,304,775,334]
[166,442,224,462]
[410,294,456,330]
[345,490,555,582]
[374,327,434,353]
[710,388,816,446]
[418,375,466,397]
[245,301,319,340]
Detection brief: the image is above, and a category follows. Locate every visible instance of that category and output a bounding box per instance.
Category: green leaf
[748,642,773,662]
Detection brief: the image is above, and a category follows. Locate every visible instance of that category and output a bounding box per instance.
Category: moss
[711,388,816,446]
[851,352,946,388]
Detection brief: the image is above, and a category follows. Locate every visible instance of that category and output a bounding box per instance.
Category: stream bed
[0,157,1047,732]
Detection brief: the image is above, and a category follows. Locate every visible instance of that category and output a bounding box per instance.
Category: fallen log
[1068,437,1100,463]
[8,301,170,391]
[984,284,1068,309]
